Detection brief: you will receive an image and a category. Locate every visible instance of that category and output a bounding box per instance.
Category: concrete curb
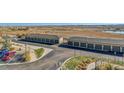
[58,57,74,70]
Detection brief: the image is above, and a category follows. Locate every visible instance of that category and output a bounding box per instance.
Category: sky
[0,0,124,23]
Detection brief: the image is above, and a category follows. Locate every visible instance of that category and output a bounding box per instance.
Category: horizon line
[0,23,124,26]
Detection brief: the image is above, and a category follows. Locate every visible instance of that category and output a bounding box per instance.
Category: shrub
[9,47,15,51]
[96,63,112,70]
[76,62,87,70]
[24,51,31,62]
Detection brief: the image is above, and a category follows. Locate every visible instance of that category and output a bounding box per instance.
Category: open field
[1,25,124,39]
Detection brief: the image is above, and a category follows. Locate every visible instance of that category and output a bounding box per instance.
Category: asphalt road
[0,41,123,70]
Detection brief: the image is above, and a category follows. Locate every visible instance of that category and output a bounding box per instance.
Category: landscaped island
[34,48,44,58]
[60,56,124,70]
[60,56,96,70]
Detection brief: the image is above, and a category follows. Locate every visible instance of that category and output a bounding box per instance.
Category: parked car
[5,52,16,57]
[1,56,11,61]
[0,49,9,58]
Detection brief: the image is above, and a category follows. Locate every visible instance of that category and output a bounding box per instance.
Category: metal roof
[69,36,124,46]
[26,34,60,39]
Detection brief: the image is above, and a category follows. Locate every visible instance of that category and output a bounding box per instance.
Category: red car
[5,52,16,57]
[2,56,11,61]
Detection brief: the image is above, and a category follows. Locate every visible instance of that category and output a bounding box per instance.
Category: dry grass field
[0,26,124,39]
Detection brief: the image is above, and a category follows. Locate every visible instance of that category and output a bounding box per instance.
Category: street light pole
[114,51,116,62]
[74,49,76,57]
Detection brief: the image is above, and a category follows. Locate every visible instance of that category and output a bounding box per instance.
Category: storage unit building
[25,34,63,44]
[67,36,124,53]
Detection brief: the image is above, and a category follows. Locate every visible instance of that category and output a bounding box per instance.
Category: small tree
[2,34,12,50]
[24,51,31,62]
[23,46,31,62]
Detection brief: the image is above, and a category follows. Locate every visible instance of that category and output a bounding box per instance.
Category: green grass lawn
[111,60,124,66]
[34,48,44,58]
